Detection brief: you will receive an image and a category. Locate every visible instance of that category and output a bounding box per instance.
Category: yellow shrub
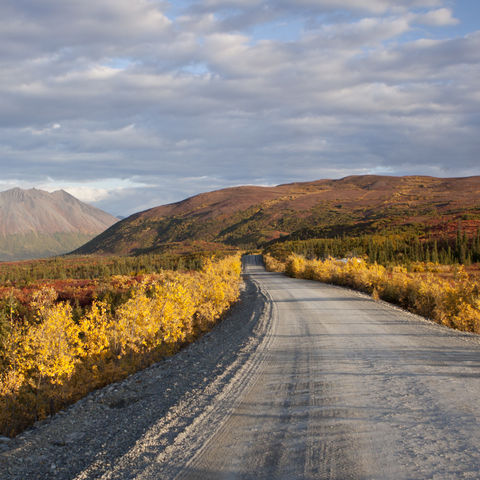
[19,302,79,386]
[78,301,112,358]
[0,254,242,437]
[113,282,157,354]
[272,253,480,335]
[152,279,196,343]
[263,254,286,272]
[30,286,58,316]
[285,254,306,277]
[453,301,480,333]
[192,256,241,331]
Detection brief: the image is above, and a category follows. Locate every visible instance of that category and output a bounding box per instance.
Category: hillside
[74,175,480,256]
[0,188,118,261]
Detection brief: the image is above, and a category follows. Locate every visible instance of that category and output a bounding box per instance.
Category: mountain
[74,175,480,256]
[0,188,118,261]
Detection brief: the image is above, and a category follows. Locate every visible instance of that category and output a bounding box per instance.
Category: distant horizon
[3,171,480,218]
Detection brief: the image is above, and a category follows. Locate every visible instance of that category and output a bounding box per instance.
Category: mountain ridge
[74,175,480,256]
[0,188,118,260]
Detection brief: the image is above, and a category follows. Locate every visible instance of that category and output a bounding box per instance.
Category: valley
[1,175,480,479]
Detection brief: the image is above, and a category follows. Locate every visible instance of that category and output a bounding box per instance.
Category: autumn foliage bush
[0,255,241,437]
[263,254,286,273]
[264,253,480,334]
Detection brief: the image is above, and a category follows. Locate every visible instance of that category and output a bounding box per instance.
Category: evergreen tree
[432,240,439,263]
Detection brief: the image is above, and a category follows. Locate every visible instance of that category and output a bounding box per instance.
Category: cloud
[191,0,443,15]
[414,8,459,27]
[0,0,172,61]
[0,0,479,216]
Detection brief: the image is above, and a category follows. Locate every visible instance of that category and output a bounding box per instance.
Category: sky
[0,0,479,216]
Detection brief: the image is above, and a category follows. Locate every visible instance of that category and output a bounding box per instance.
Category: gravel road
[2,255,480,479]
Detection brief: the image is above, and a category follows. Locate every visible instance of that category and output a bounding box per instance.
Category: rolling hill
[74,175,480,256]
[0,188,118,261]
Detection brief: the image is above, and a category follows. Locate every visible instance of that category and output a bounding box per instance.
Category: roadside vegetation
[264,253,480,335]
[0,254,241,437]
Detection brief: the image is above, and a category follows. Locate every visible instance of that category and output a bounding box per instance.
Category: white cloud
[306,15,412,48]
[61,186,110,203]
[414,8,459,27]
[43,178,150,206]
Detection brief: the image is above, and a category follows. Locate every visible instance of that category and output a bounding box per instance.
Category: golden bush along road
[2,255,480,479]
[173,255,480,479]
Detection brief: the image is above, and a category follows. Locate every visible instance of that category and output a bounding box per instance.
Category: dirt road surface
[2,255,480,479]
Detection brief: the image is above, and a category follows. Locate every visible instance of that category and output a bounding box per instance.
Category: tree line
[266,229,480,266]
[0,251,232,286]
